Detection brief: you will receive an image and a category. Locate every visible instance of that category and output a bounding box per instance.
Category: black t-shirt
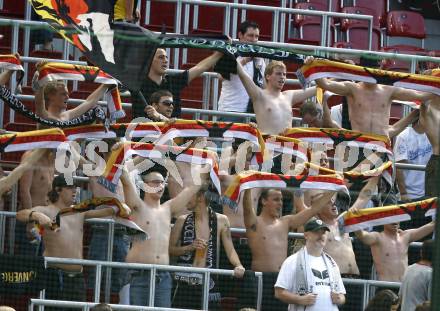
[130,70,189,119]
[0,254,46,295]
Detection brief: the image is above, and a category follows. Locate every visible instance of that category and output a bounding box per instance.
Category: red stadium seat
[239,0,283,41]
[289,2,335,46]
[352,0,387,27]
[340,6,381,50]
[381,45,426,72]
[189,0,230,35]
[386,11,426,40]
[140,1,176,33]
[307,0,341,12]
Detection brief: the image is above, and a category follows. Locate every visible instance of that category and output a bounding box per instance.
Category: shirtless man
[16,174,122,310]
[242,188,334,310]
[169,184,245,310]
[237,60,316,135]
[419,89,440,197]
[305,56,435,137]
[120,164,207,307]
[355,219,434,282]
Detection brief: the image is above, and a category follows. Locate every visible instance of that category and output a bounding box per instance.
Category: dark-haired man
[169,185,245,310]
[144,89,174,122]
[242,188,334,310]
[120,164,208,308]
[399,239,433,311]
[131,48,223,119]
[217,20,265,121]
[16,175,122,310]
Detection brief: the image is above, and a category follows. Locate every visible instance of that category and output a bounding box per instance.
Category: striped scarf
[223,170,348,206]
[0,54,24,85]
[37,62,124,120]
[48,197,148,240]
[100,141,221,193]
[0,128,66,152]
[339,197,437,233]
[297,59,440,95]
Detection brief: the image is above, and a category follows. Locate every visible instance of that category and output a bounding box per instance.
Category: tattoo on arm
[250,223,257,232]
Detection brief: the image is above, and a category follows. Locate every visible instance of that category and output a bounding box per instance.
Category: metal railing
[42,257,263,311]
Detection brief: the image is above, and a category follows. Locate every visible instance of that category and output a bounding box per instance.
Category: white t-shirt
[275,250,345,311]
[394,127,432,199]
[330,104,343,127]
[217,57,266,112]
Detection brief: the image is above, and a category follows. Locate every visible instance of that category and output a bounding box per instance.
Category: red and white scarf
[223,170,348,203]
[0,128,66,152]
[37,62,124,120]
[298,59,440,95]
[339,197,437,233]
[0,54,24,86]
[102,142,221,193]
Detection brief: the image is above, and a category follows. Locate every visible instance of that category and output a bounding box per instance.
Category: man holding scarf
[275,217,346,310]
[169,184,245,310]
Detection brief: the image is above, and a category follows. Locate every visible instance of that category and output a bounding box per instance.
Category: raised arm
[34,87,50,119]
[322,93,342,128]
[285,191,335,230]
[388,109,420,138]
[120,168,143,211]
[0,69,14,86]
[243,189,258,232]
[63,85,109,120]
[188,51,223,83]
[315,79,353,97]
[168,184,201,217]
[392,87,436,102]
[406,221,435,243]
[236,60,263,105]
[349,177,379,213]
[0,149,47,196]
[354,230,380,246]
[290,86,317,107]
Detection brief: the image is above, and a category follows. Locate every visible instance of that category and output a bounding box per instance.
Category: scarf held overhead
[0,85,106,127]
[223,170,348,204]
[339,197,437,233]
[297,59,440,95]
[0,128,66,153]
[37,62,124,120]
[101,142,221,194]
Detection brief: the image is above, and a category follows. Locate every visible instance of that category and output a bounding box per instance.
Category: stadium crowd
[0,3,439,311]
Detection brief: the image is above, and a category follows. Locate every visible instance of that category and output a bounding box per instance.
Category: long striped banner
[101,141,221,194]
[37,62,124,120]
[297,58,440,95]
[339,197,437,233]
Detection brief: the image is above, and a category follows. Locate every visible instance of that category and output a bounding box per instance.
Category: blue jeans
[129,271,172,307]
[87,226,130,292]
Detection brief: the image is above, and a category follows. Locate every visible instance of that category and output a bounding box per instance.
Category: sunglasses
[160,100,174,106]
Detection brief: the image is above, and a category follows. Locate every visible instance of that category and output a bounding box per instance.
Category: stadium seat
[239,0,283,41]
[289,2,335,46]
[140,0,176,33]
[189,0,230,35]
[381,45,426,72]
[307,0,341,12]
[340,6,382,50]
[386,11,426,44]
[0,0,25,19]
[352,0,387,27]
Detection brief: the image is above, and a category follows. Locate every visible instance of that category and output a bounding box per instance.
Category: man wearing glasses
[145,90,175,122]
